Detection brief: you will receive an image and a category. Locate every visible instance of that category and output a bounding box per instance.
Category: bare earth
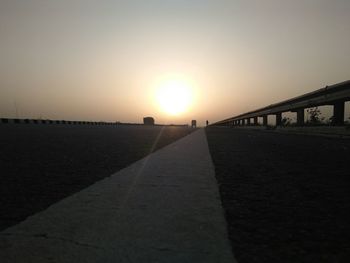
[0,124,193,231]
[206,127,350,263]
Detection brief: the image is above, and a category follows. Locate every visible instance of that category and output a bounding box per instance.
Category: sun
[155,78,193,116]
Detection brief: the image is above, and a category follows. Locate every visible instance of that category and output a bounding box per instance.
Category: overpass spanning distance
[213,80,350,127]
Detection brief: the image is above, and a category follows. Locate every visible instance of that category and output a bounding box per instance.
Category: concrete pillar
[253,117,258,125]
[332,101,345,125]
[262,115,268,126]
[295,109,304,126]
[276,112,282,126]
[246,118,251,125]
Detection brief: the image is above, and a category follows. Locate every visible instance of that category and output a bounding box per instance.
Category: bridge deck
[0,129,235,263]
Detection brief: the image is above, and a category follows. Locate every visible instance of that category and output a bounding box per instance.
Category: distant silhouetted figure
[206,120,209,126]
[191,120,197,128]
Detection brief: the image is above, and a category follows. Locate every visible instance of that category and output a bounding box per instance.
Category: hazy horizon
[1,0,350,125]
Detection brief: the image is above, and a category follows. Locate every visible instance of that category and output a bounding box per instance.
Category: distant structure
[191,120,197,128]
[211,80,350,127]
[143,117,155,125]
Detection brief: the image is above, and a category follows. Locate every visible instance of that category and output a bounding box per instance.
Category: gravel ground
[0,124,193,231]
[206,127,350,263]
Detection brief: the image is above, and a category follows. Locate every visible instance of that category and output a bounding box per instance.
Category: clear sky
[1,0,349,125]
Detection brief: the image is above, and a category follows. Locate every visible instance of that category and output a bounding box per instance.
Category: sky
[1,0,349,125]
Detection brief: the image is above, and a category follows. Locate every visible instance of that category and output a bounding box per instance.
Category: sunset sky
[1,0,349,125]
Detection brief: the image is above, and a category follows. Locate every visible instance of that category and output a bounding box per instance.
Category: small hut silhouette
[143,117,155,125]
[191,120,196,128]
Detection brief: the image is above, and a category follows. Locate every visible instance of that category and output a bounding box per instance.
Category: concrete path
[0,129,236,263]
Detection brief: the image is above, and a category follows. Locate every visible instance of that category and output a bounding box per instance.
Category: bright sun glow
[155,78,194,115]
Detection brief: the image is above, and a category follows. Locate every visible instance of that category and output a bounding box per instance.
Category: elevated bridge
[213,80,350,127]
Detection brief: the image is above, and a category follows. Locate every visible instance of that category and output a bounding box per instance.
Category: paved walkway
[0,129,236,263]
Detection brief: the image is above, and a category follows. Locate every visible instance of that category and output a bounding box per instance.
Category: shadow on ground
[0,124,194,231]
[206,127,350,263]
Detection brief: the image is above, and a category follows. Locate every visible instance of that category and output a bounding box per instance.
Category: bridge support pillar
[294,109,305,126]
[276,112,282,126]
[253,117,258,125]
[332,101,345,125]
[247,118,251,125]
[262,115,268,126]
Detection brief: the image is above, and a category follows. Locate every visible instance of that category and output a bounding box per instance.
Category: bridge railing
[212,80,350,127]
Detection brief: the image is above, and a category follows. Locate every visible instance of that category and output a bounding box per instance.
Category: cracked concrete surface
[0,129,236,263]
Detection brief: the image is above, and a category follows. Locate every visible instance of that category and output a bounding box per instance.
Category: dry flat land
[206,127,350,263]
[0,124,193,231]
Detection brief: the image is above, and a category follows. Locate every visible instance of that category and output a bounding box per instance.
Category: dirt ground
[0,124,193,231]
[206,127,350,263]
